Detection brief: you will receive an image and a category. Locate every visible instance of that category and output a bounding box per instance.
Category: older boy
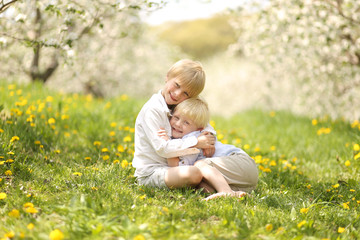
[133,59,216,189]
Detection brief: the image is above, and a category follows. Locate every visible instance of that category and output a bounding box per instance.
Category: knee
[187,167,203,185]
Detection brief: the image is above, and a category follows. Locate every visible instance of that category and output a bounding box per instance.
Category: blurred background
[1,0,359,120]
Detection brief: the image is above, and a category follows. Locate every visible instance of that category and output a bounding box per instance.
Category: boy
[158,97,258,200]
[132,59,216,190]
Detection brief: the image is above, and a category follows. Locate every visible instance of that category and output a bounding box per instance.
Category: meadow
[0,81,359,240]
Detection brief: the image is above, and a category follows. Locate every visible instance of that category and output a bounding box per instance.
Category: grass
[0,81,359,240]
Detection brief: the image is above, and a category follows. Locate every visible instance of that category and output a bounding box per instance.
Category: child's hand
[195,132,215,150]
[157,128,169,140]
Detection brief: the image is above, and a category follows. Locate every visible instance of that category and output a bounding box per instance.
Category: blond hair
[173,97,210,128]
[167,59,206,98]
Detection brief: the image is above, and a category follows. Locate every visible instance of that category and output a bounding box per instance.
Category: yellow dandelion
[113,160,120,164]
[217,133,224,140]
[101,147,109,152]
[54,150,61,154]
[300,208,309,214]
[5,170,12,176]
[73,172,82,176]
[0,128,4,133]
[91,187,98,191]
[265,224,273,231]
[49,229,64,240]
[120,94,128,101]
[23,202,34,208]
[25,206,38,214]
[110,122,117,128]
[46,96,54,102]
[270,146,276,151]
[332,184,339,189]
[306,184,312,189]
[0,192,7,200]
[338,227,345,233]
[105,102,111,109]
[354,152,360,160]
[269,160,277,166]
[123,135,132,142]
[139,194,146,200]
[121,160,129,168]
[209,120,216,128]
[48,118,56,124]
[354,144,360,151]
[8,209,20,218]
[118,145,125,152]
[343,202,350,210]
[133,234,145,240]
[344,160,351,167]
[103,155,110,161]
[5,231,15,239]
[243,144,250,150]
[350,189,355,192]
[61,114,69,120]
[10,136,19,142]
[109,131,116,137]
[297,220,307,228]
[84,157,91,160]
[34,140,41,145]
[27,223,35,230]
[311,119,318,125]
[93,141,101,146]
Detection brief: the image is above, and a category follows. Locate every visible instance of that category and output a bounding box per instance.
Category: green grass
[0,82,359,240]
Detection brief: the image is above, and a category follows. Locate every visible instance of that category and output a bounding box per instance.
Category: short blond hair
[173,97,210,128]
[167,59,206,98]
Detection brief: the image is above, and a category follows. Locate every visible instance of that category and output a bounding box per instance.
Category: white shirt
[133,91,199,178]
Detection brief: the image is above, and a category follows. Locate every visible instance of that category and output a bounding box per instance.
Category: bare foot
[202,191,247,201]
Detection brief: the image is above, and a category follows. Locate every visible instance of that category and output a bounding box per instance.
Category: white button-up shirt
[133,91,199,178]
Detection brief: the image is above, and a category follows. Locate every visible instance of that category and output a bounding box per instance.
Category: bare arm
[167,157,180,167]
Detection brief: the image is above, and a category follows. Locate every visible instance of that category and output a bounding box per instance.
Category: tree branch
[0,0,18,14]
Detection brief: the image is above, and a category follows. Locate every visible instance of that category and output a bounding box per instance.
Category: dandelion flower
[109,131,116,137]
[23,202,34,208]
[0,128,4,133]
[84,157,91,160]
[332,184,339,189]
[300,208,309,214]
[117,145,125,152]
[121,160,129,168]
[343,202,350,209]
[27,223,35,230]
[344,160,351,167]
[312,119,318,125]
[5,231,15,239]
[113,160,120,164]
[10,136,20,142]
[49,229,64,240]
[270,146,276,151]
[133,234,145,240]
[34,140,41,145]
[5,170,12,176]
[354,144,360,151]
[123,135,132,142]
[209,120,216,128]
[110,122,117,127]
[101,148,109,153]
[338,227,345,233]
[354,152,360,160]
[48,118,56,124]
[297,220,307,228]
[25,206,38,214]
[0,192,7,200]
[244,144,250,150]
[93,141,101,146]
[73,172,82,176]
[265,224,273,231]
[102,155,110,161]
[8,209,20,218]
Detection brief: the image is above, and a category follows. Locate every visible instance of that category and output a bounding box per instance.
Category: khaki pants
[202,152,258,192]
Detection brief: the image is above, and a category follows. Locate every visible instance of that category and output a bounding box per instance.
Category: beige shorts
[202,152,258,192]
[136,167,169,189]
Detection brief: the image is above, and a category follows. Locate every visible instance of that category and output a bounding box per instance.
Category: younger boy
[158,97,258,200]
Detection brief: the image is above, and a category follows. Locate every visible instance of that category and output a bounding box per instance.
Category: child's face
[162,78,190,105]
[170,110,200,139]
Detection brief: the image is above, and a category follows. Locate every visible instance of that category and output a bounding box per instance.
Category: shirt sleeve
[142,107,198,158]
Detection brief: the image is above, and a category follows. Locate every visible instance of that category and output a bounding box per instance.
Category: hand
[203,145,215,157]
[195,132,215,149]
[157,128,169,140]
